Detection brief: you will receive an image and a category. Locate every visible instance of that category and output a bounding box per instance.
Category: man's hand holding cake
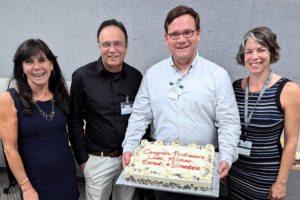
[122,151,132,168]
[217,161,230,179]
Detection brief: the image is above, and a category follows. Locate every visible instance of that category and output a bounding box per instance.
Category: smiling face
[244,37,271,74]
[22,52,53,89]
[165,14,200,65]
[98,25,128,72]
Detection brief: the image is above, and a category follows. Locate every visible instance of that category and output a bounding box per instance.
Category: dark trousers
[154,191,217,200]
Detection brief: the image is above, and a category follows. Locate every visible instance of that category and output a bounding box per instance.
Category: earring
[23,73,26,79]
[51,70,55,77]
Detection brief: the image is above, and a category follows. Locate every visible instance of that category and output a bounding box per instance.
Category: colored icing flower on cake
[130,155,139,164]
[205,144,214,152]
[154,140,164,146]
[201,173,212,181]
[171,141,179,147]
[188,143,199,149]
[182,171,192,179]
[204,162,214,170]
[125,166,134,173]
[141,167,152,175]
[141,139,149,146]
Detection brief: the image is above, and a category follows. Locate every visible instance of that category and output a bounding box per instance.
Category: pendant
[46,115,53,121]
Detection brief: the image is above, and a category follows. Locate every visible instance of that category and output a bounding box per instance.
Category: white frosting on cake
[296,151,300,160]
[124,140,215,191]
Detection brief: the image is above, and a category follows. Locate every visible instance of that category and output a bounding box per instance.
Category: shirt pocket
[190,93,215,115]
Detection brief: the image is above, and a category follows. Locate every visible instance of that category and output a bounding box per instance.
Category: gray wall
[0,0,300,85]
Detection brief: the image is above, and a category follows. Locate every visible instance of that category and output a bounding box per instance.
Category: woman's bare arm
[0,91,38,199]
[269,82,300,200]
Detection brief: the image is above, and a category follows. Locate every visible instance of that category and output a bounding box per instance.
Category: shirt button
[116,110,119,113]
[180,128,182,130]
[114,94,117,97]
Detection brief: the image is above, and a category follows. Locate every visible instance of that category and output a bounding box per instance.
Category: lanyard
[243,71,273,139]
[174,65,192,85]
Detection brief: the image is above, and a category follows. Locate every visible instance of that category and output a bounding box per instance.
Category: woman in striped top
[224,27,300,200]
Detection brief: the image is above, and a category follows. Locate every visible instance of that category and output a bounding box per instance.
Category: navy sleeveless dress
[7,88,79,200]
[227,78,290,200]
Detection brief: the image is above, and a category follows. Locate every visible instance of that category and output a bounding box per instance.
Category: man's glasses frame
[167,29,197,40]
[99,42,127,49]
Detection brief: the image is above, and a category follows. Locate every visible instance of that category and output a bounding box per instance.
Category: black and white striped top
[227,77,290,200]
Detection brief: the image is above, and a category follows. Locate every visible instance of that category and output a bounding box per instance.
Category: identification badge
[167,82,184,99]
[121,102,133,115]
[168,90,178,99]
[121,95,133,115]
[237,140,252,156]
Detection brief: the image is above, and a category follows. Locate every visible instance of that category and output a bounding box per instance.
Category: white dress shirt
[122,53,241,167]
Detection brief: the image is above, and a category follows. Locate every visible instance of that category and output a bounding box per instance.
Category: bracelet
[19,178,29,186]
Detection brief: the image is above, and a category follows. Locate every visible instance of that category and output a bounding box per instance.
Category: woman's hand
[268,182,286,200]
[22,186,39,200]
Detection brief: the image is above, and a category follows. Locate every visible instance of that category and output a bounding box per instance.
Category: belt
[88,150,123,158]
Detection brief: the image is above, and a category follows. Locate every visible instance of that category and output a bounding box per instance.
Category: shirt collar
[96,56,127,78]
[169,50,199,74]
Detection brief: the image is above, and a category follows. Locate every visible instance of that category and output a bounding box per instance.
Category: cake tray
[116,152,220,197]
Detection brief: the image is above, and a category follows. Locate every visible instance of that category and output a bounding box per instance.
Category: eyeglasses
[100,42,126,49]
[167,29,197,40]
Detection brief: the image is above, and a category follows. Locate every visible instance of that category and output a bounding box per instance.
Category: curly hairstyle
[236,27,281,65]
[8,39,70,116]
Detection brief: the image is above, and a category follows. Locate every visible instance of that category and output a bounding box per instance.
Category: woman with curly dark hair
[0,39,79,200]
[223,27,300,200]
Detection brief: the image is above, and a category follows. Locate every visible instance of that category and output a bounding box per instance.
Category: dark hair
[8,39,70,116]
[236,27,281,65]
[97,19,128,43]
[164,5,200,33]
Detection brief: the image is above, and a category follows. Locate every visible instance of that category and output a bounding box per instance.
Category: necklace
[33,99,55,121]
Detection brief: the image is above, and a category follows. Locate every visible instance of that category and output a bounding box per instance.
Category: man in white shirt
[122,5,241,200]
